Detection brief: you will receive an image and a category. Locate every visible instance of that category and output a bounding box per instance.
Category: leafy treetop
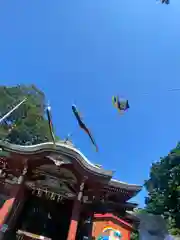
[0,84,58,145]
[145,142,180,229]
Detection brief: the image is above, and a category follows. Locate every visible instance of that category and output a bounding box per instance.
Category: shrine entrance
[14,190,73,240]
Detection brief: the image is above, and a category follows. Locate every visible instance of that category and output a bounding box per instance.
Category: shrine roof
[0,141,142,194]
[109,179,142,192]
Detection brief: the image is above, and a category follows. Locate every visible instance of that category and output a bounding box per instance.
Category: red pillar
[0,183,22,226]
[0,183,25,240]
[67,180,85,240]
[0,197,15,226]
[67,198,81,240]
[0,164,27,239]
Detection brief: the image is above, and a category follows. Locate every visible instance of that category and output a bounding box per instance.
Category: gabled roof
[0,141,142,195]
[0,141,113,179]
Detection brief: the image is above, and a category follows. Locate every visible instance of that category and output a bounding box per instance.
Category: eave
[0,141,113,180]
[103,180,142,201]
[0,141,142,196]
[109,179,142,193]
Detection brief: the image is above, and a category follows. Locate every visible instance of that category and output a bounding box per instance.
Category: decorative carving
[77,178,87,201]
[80,181,85,191]
[17,160,28,184]
[22,160,28,176]
[47,154,71,165]
[64,139,74,147]
[0,162,8,178]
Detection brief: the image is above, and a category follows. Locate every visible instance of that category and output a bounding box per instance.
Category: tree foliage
[0,84,56,145]
[130,231,139,240]
[145,142,180,230]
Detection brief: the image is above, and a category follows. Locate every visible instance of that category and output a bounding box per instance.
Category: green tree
[145,142,180,230]
[0,84,57,145]
[130,231,139,240]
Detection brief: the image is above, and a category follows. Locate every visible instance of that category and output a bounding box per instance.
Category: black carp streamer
[46,105,56,145]
[72,104,98,152]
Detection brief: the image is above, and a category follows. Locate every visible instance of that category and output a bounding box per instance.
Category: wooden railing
[16,230,51,240]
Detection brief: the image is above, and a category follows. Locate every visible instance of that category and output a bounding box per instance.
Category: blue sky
[1,0,180,207]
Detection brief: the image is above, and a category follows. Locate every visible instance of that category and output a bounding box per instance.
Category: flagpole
[0,98,27,124]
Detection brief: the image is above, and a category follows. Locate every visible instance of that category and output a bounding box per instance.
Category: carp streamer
[46,105,56,145]
[72,104,98,152]
[112,95,130,114]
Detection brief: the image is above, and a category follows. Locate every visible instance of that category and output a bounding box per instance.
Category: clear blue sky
[0,0,180,207]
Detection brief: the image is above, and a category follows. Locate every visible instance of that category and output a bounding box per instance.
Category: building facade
[0,141,142,240]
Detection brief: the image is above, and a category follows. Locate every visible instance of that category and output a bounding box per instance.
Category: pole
[0,98,27,124]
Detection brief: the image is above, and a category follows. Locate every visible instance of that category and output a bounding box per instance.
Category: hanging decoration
[72,104,98,152]
[112,96,130,115]
[46,105,56,145]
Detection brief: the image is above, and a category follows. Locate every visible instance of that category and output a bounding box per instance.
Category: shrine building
[0,140,142,240]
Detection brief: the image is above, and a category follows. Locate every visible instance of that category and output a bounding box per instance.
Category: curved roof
[0,141,142,193]
[109,179,142,192]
